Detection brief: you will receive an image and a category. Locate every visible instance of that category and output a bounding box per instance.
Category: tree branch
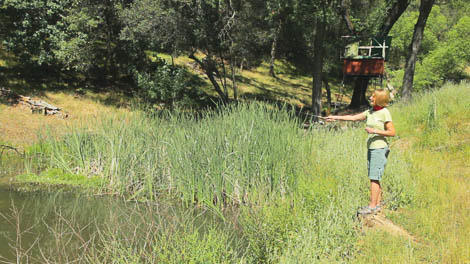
[377,0,412,38]
[339,0,356,35]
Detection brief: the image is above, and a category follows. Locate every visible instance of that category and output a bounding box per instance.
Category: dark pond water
[0,188,102,261]
[0,167,139,262]
[0,156,231,263]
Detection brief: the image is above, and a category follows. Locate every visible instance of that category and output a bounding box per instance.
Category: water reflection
[0,155,241,262]
[0,188,238,262]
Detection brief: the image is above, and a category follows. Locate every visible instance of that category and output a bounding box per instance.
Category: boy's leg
[378,185,382,206]
[369,180,381,208]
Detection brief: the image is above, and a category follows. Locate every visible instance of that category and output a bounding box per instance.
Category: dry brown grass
[0,91,130,147]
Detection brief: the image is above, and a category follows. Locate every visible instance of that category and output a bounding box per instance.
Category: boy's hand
[325,116,336,122]
[365,127,376,134]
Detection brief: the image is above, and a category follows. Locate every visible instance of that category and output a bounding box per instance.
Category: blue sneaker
[357,205,381,216]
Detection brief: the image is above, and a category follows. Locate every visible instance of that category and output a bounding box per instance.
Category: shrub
[132,58,193,109]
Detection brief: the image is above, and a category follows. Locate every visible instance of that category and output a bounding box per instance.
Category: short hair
[374,89,390,107]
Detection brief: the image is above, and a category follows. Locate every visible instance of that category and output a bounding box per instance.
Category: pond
[0,155,236,262]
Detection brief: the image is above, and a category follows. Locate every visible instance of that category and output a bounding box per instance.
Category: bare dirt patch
[359,210,417,242]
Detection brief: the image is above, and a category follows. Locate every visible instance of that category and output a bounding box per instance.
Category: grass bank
[4,83,469,263]
[354,82,470,263]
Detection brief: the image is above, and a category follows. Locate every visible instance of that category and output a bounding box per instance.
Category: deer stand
[341,36,391,108]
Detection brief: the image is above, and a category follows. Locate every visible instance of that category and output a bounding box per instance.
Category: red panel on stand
[343,58,384,76]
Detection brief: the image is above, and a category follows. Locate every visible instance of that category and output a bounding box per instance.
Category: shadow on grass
[236,73,310,93]
[0,64,92,97]
[238,75,308,104]
[275,62,307,77]
[0,64,217,110]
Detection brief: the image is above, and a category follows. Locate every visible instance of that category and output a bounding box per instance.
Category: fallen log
[0,87,21,104]
[1,87,68,118]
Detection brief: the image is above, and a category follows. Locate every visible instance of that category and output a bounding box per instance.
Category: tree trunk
[269,21,282,78]
[104,0,117,84]
[189,54,229,102]
[218,50,229,97]
[377,0,412,39]
[349,77,370,108]
[207,70,229,102]
[401,0,435,101]
[312,18,326,120]
[239,58,245,72]
[339,0,356,35]
[323,76,331,111]
[348,0,411,108]
[230,57,238,100]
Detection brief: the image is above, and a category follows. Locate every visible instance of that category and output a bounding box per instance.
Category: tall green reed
[34,103,305,205]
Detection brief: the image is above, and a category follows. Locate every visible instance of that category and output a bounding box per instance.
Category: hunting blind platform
[341,36,392,78]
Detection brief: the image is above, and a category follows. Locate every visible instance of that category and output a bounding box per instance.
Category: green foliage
[410,16,470,90]
[96,226,238,263]
[388,3,470,92]
[16,168,104,188]
[154,227,238,263]
[84,203,242,264]
[119,0,271,100]
[51,3,101,72]
[0,0,137,87]
[27,103,304,203]
[1,0,71,66]
[389,5,448,67]
[132,58,194,109]
[351,0,389,37]
[1,0,468,102]
[241,202,302,263]
[118,0,181,53]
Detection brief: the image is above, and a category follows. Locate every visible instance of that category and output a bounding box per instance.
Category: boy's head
[373,89,391,107]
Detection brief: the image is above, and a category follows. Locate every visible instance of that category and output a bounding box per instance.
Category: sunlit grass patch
[0,45,16,67]
[16,168,104,188]
[354,230,429,264]
[239,65,311,106]
[389,149,470,263]
[152,51,197,65]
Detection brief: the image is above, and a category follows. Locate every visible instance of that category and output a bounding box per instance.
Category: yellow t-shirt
[363,108,392,149]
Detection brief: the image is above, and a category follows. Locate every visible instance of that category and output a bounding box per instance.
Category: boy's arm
[326,112,366,121]
[365,121,396,137]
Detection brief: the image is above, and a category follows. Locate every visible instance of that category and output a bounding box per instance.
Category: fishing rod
[302,113,331,120]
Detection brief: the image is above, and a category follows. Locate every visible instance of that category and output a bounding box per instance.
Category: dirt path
[359,210,417,242]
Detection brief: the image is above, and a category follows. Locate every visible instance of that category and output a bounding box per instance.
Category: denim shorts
[367,147,390,181]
